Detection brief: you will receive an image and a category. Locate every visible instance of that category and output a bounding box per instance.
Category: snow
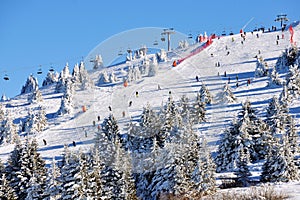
[1,23,300,198]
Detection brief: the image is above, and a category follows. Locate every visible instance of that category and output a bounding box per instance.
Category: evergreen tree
[218,83,236,103]
[42,71,59,87]
[5,140,23,197]
[191,92,206,124]
[0,110,19,144]
[89,148,104,199]
[109,71,118,83]
[98,71,110,85]
[268,66,283,86]
[261,137,299,182]
[102,114,120,142]
[21,74,39,94]
[0,173,17,200]
[148,57,159,77]
[286,65,300,98]
[28,87,43,104]
[255,56,269,77]
[234,147,251,187]
[285,115,299,154]
[78,61,93,90]
[44,158,62,200]
[57,80,74,115]
[192,138,216,196]
[199,82,213,104]
[58,146,81,200]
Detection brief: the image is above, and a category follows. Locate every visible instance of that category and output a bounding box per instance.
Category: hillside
[0,23,300,199]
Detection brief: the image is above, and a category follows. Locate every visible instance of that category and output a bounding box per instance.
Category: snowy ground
[1,23,300,198]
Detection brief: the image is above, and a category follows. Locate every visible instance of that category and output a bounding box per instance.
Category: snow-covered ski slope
[1,23,300,198]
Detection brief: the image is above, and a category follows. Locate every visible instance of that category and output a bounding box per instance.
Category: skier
[97,124,101,131]
[129,101,132,107]
[276,40,279,45]
[169,91,172,95]
[97,115,101,121]
[226,51,230,56]
[93,121,96,127]
[136,91,139,97]
[122,111,125,117]
[236,81,239,87]
[108,106,112,111]
[228,76,230,84]
[277,35,280,40]
[247,79,251,86]
[196,75,199,82]
[158,84,161,90]
[224,71,227,77]
[43,139,47,145]
[72,141,76,147]
[256,33,259,38]
[258,50,261,54]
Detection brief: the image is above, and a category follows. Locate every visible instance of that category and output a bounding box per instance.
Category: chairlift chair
[153,40,158,45]
[188,33,193,39]
[222,31,226,36]
[37,68,42,75]
[49,67,55,72]
[3,74,9,81]
[118,50,123,56]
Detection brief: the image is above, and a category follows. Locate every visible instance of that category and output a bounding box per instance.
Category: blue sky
[0,0,299,98]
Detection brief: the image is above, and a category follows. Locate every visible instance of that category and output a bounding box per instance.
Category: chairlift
[118,50,123,56]
[3,74,9,81]
[153,40,158,45]
[49,67,55,72]
[161,36,165,42]
[229,31,234,35]
[188,33,193,39]
[221,31,226,36]
[37,66,42,75]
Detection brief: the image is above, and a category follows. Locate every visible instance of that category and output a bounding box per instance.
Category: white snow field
[1,22,300,198]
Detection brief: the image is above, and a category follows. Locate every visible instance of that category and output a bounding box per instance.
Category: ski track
[0,24,300,197]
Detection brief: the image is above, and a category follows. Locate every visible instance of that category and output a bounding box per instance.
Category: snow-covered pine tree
[279,83,292,106]
[275,46,299,72]
[92,54,104,69]
[234,147,251,187]
[148,57,159,77]
[255,56,269,77]
[139,103,161,138]
[89,148,104,198]
[101,114,120,142]
[60,63,71,80]
[178,95,191,123]
[23,107,47,134]
[0,110,19,144]
[57,80,74,115]
[16,138,47,199]
[285,115,299,154]
[156,49,167,62]
[261,135,299,182]
[58,146,81,200]
[1,94,8,102]
[199,81,213,104]
[42,71,59,87]
[21,74,39,94]
[78,61,93,90]
[286,65,300,98]
[268,66,283,86]
[0,173,17,200]
[5,140,23,197]
[109,71,118,83]
[192,138,216,197]
[97,71,110,85]
[157,94,182,147]
[72,63,80,83]
[28,87,43,104]
[44,158,62,200]
[191,92,206,124]
[218,83,236,103]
